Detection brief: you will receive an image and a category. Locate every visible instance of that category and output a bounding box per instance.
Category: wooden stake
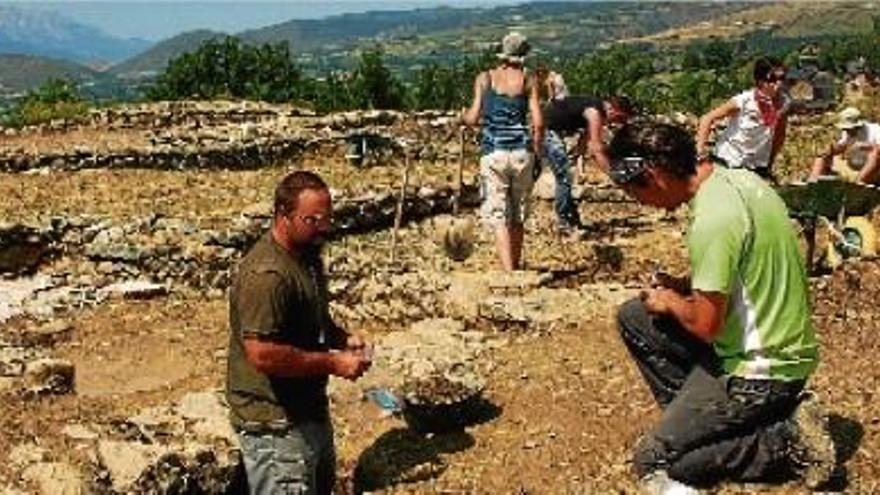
[390,150,411,263]
[454,126,465,216]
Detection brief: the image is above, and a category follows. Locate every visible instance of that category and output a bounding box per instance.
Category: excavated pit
[0,102,877,494]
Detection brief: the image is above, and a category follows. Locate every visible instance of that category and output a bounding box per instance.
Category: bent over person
[541,94,633,232]
[461,31,543,270]
[809,106,880,184]
[227,170,372,494]
[608,121,835,493]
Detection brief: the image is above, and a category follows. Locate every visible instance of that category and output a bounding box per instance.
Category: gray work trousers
[617,298,804,486]
[237,419,336,495]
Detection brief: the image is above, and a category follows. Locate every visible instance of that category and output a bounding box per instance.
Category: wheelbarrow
[776,176,880,271]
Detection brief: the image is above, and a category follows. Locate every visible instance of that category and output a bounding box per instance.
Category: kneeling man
[608,121,835,493]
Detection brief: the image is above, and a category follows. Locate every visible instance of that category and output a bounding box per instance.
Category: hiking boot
[788,391,836,489]
[640,470,701,495]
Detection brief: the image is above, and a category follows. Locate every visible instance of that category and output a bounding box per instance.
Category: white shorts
[479,149,535,226]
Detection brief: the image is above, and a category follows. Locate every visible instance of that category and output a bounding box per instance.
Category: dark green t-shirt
[226,232,335,430]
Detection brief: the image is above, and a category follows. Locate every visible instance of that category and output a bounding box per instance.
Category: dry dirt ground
[1,138,879,494]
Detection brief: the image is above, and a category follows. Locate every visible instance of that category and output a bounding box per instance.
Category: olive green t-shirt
[226,232,335,430]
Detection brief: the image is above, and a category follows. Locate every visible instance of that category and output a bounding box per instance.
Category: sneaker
[555,219,582,237]
[788,391,836,489]
[555,221,573,235]
[640,470,701,495]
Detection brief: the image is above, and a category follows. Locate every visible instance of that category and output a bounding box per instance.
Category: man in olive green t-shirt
[227,170,371,494]
[607,122,835,493]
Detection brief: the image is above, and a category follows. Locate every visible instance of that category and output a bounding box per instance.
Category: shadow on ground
[352,399,502,492]
[821,413,865,491]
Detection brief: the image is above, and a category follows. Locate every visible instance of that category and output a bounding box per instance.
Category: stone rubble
[0,180,478,287]
[0,105,464,173]
[0,340,75,397]
[21,462,85,495]
[93,391,241,493]
[0,101,663,492]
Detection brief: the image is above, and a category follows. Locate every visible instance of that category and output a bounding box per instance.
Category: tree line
[3,24,879,128]
[141,28,880,115]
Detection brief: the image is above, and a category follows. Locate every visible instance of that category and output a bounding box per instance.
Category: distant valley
[0,1,877,99]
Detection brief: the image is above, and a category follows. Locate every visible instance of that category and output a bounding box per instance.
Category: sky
[5,1,539,41]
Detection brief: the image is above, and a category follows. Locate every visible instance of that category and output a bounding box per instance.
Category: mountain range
[1,1,877,96]
[0,5,151,68]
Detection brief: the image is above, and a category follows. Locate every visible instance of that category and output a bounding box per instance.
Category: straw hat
[836,107,866,130]
[497,32,530,64]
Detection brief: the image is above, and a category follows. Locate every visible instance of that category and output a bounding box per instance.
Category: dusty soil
[1,131,879,494]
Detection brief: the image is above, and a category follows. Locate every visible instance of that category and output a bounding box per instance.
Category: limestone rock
[21,462,85,495]
[23,358,75,396]
[9,443,48,467]
[15,321,73,347]
[532,168,557,201]
[444,270,545,320]
[102,280,168,300]
[61,424,99,442]
[97,440,168,493]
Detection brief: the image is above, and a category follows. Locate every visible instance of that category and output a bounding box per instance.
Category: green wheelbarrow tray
[776,177,880,272]
[776,177,880,219]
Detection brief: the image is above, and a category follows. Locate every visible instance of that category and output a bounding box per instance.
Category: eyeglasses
[297,214,333,228]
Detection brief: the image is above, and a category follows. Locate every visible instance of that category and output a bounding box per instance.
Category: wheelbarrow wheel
[826,216,877,268]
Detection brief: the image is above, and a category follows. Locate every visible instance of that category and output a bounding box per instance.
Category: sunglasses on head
[765,72,786,83]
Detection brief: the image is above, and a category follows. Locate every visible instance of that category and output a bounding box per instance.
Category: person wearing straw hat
[809,106,880,183]
[461,31,544,270]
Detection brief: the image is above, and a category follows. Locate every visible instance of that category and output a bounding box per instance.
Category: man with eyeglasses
[227,170,372,494]
[697,57,790,181]
[608,121,835,493]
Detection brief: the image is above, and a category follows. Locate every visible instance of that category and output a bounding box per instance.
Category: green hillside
[114,2,754,76]
[624,2,877,46]
[0,53,96,93]
[111,29,226,77]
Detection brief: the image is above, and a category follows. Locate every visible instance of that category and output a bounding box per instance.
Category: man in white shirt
[809,106,880,183]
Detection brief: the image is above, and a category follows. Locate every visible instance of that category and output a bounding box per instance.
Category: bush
[2,78,89,128]
[147,37,302,102]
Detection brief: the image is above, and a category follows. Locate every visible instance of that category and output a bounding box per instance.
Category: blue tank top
[480,74,531,155]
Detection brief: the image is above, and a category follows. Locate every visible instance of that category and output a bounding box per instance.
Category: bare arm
[461,72,488,127]
[769,113,788,167]
[697,99,740,157]
[243,338,369,380]
[528,74,544,157]
[641,288,727,343]
[584,107,610,172]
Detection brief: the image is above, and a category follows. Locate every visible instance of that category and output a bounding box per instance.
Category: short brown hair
[273,170,328,217]
[608,95,636,117]
[609,120,697,181]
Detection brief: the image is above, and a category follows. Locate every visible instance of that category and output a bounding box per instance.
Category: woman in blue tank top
[461,32,544,271]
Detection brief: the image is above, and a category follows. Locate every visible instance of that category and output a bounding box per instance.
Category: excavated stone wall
[0,103,463,172]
